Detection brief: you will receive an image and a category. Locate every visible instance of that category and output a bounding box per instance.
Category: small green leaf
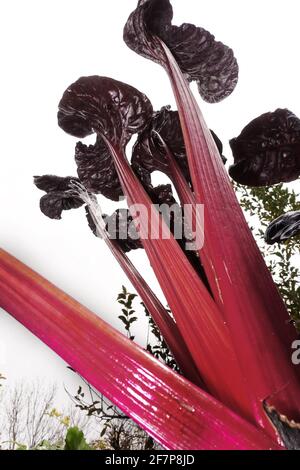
[127,293,137,303]
[118,315,128,325]
[64,427,91,450]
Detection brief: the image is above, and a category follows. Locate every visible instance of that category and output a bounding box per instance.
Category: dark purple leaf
[85,184,177,248]
[85,205,98,237]
[124,0,239,103]
[34,175,83,220]
[75,137,123,201]
[58,76,153,148]
[123,0,172,65]
[148,183,177,206]
[85,206,142,253]
[34,175,78,193]
[265,211,300,245]
[132,106,189,187]
[229,109,300,186]
[39,192,83,220]
[105,209,142,253]
[132,106,226,188]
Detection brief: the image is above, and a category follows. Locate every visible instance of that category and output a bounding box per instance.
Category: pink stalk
[160,40,300,430]
[101,137,252,420]
[0,248,282,450]
[78,188,203,386]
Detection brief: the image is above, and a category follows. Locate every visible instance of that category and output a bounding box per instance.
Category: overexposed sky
[0,0,300,403]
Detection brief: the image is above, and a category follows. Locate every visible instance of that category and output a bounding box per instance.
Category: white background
[0,0,299,402]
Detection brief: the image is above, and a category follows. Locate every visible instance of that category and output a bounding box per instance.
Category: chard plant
[0,0,300,450]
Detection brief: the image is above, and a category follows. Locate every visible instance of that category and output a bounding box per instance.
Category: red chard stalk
[0,0,296,450]
[124,0,300,440]
[73,183,203,386]
[0,249,281,450]
[56,75,250,417]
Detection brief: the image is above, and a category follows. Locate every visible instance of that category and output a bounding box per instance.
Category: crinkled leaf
[105,209,142,253]
[229,109,300,186]
[265,211,300,244]
[34,175,78,193]
[39,192,83,220]
[124,0,239,103]
[82,176,189,253]
[58,76,153,148]
[34,175,83,220]
[123,0,171,65]
[75,136,123,201]
[85,184,181,252]
[85,205,98,237]
[85,206,141,253]
[132,106,225,189]
[132,106,189,186]
[148,183,177,205]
